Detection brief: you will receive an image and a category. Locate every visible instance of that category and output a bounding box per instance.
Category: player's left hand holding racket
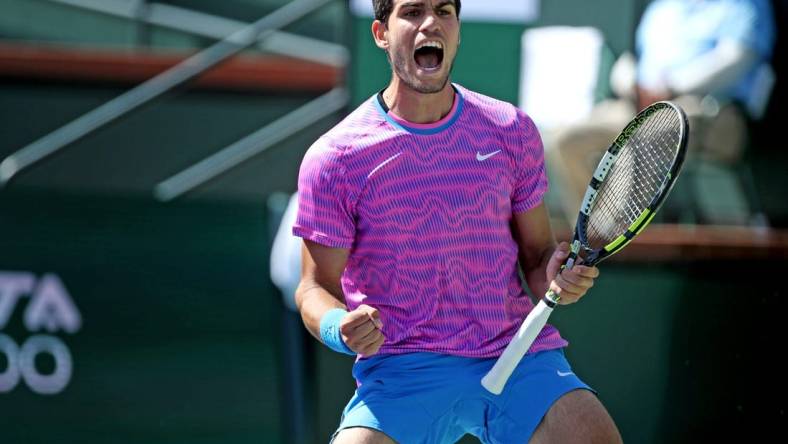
[482,101,689,395]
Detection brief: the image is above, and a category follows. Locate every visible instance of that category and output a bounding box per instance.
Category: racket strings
[585,107,681,249]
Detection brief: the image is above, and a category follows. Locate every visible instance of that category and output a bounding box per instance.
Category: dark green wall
[0,191,282,443]
[553,260,787,443]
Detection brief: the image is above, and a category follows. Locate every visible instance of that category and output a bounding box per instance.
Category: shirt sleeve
[292,139,356,248]
[511,110,548,214]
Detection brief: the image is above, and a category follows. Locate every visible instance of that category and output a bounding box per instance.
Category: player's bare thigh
[333,426,397,444]
[529,389,623,444]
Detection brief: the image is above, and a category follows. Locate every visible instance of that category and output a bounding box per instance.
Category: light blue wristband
[319,308,355,355]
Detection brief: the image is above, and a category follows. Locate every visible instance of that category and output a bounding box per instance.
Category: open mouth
[414,41,444,71]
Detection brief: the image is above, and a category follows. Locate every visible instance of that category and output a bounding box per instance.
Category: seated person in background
[549,0,775,224]
[270,192,301,311]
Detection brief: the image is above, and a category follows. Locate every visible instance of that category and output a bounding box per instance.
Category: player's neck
[382,79,455,124]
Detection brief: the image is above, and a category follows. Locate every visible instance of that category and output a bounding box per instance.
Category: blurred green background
[1,1,787,443]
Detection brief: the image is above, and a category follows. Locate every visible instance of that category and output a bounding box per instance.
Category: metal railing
[45,0,349,67]
[0,0,348,197]
[154,87,348,201]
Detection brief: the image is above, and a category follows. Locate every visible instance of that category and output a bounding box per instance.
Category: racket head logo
[614,103,665,148]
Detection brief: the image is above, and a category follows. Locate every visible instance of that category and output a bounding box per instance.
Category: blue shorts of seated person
[331,348,593,444]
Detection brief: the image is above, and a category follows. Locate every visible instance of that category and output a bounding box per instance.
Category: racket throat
[565,239,582,269]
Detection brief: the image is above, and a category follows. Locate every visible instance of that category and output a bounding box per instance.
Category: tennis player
[293,1,622,442]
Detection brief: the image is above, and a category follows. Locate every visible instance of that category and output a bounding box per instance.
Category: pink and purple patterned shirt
[294,84,567,358]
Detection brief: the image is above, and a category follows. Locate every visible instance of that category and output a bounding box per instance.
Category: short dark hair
[373,0,461,23]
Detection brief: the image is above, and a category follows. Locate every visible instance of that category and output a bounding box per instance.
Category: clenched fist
[340,304,386,356]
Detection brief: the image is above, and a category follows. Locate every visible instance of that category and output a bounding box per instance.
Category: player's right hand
[339,304,385,356]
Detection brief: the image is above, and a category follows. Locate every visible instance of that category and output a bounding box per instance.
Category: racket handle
[481,297,555,395]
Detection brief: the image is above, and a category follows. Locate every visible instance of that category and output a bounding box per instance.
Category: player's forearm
[295,279,347,342]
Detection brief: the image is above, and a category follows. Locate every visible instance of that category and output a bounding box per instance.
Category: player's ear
[372,19,389,50]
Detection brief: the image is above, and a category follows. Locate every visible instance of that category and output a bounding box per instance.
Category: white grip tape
[481,300,555,395]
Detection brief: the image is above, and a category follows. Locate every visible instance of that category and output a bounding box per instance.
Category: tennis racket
[482,101,688,395]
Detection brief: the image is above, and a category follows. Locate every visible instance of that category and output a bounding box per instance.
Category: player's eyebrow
[434,1,456,10]
[399,1,456,10]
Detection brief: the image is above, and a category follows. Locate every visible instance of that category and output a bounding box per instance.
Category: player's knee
[590,419,623,444]
[535,389,622,444]
[566,391,621,442]
[576,394,622,444]
[332,426,396,444]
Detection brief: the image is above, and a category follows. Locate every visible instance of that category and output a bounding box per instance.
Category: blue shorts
[332,349,593,443]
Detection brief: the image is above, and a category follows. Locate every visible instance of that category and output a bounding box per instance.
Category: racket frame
[574,101,688,266]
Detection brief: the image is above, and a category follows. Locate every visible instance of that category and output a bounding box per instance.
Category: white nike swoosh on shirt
[476,150,502,161]
[557,370,575,377]
[367,152,403,179]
